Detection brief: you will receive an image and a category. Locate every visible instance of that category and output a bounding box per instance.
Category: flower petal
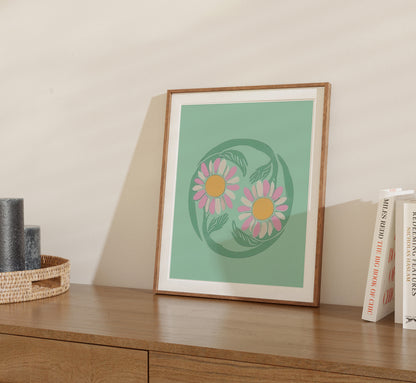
[263,180,270,196]
[209,198,216,214]
[239,212,251,221]
[215,198,221,214]
[193,190,205,200]
[252,185,257,199]
[224,193,233,209]
[269,181,275,197]
[209,161,213,174]
[253,222,261,237]
[194,178,204,185]
[276,197,287,205]
[227,176,239,184]
[205,198,210,212]
[272,186,283,200]
[276,204,288,212]
[225,166,237,180]
[241,197,252,207]
[256,180,263,197]
[198,171,206,181]
[272,216,282,231]
[198,195,208,209]
[225,189,235,200]
[242,216,254,231]
[268,222,273,236]
[275,212,286,220]
[214,158,221,173]
[192,185,203,191]
[201,163,209,177]
[238,205,251,212]
[259,222,268,239]
[227,184,239,191]
[221,197,226,212]
[218,159,226,175]
[244,188,254,201]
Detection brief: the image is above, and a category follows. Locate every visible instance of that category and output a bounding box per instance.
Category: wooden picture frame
[154,83,331,306]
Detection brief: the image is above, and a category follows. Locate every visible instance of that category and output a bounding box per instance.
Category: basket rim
[0,255,70,305]
[0,255,69,278]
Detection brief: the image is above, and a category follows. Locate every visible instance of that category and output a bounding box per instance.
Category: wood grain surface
[149,352,399,383]
[0,333,147,383]
[0,284,415,381]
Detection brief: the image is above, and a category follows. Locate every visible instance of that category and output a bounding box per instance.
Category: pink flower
[193,158,240,215]
[238,180,288,238]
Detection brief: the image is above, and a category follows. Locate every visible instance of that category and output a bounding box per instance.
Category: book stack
[362,188,416,329]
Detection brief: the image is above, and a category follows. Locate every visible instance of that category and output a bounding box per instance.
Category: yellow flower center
[205,175,226,197]
[252,198,274,220]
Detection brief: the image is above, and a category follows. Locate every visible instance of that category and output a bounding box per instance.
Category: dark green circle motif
[188,139,293,258]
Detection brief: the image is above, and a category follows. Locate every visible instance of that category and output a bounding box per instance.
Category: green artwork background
[169,101,313,287]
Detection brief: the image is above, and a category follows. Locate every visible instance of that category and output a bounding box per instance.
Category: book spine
[362,198,393,321]
[403,203,416,329]
[395,200,404,323]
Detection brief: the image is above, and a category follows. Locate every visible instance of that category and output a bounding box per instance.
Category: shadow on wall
[94,105,378,306]
[93,94,166,289]
[320,199,376,306]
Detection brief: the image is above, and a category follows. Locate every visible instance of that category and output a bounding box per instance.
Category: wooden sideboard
[0,284,415,382]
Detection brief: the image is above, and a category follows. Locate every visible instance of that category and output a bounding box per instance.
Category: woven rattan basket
[0,255,70,304]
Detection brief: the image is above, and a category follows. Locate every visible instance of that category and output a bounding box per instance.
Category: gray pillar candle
[0,198,25,272]
[24,225,41,270]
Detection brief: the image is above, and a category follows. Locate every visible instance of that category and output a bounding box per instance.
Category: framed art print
[154,83,331,306]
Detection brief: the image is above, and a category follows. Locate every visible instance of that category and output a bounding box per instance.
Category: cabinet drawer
[149,352,396,383]
[0,333,147,383]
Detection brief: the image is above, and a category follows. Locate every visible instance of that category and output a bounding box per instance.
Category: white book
[362,189,414,322]
[395,197,416,324]
[395,200,406,323]
[403,201,416,329]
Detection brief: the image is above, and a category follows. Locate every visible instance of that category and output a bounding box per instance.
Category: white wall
[1,0,415,306]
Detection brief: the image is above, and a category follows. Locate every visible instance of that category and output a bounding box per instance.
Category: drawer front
[149,352,397,383]
[0,333,147,383]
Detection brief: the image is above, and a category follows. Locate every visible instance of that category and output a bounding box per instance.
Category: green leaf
[221,150,248,176]
[231,221,262,247]
[208,213,229,234]
[249,161,272,184]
